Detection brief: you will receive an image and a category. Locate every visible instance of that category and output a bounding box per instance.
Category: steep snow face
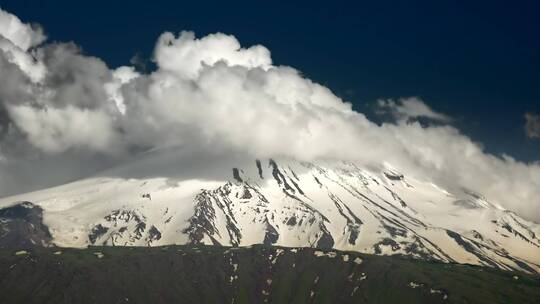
[1,152,539,273]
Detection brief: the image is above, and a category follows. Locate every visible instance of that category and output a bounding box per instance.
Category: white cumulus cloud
[0,8,45,51]
[155,31,272,79]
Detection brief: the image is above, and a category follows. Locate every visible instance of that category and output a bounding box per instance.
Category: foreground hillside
[0,245,539,304]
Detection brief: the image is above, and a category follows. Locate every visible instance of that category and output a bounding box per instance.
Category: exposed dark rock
[453,199,480,209]
[348,228,359,245]
[184,187,242,246]
[315,224,334,249]
[313,176,323,187]
[501,223,535,245]
[385,187,407,207]
[135,222,146,239]
[470,230,484,241]
[288,177,305,195]
[148,226,162,242]
[104,210,145,226]
[374,238,401,254]
[183,192,219,244]
[329,193,362,245]
[506,256,537,274]
[93,209,151,245]
[384,172,404,181]
[382,222,407,238]
[446,230,498,268]
[0,202,52,249]
[286,216,297,226]
[403,238,435,260]
[263,220,279,245]
[256,159,264,179]
[269,159,296,193]
[240,187,252,199]
[89,224,109,244]
[232,168,243,183]
[464,189,486,201]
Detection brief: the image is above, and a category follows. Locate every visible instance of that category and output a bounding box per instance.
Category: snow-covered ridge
[1,153,539,273]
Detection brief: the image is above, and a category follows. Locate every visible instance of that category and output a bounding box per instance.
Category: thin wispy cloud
[525,112,540,139]
[0,8,539,221]
[376,98,452,123]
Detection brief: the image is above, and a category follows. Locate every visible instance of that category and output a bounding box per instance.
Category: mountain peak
[1,155,539,273]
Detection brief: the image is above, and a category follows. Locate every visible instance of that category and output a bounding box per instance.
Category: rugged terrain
[1,148,539,274]
[1,245,539,304]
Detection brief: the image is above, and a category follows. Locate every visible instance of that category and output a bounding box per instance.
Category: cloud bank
[0,8,539,221]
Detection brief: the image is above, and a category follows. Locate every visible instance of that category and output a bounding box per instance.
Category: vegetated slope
[0,245,539,304]
[1,147,539,274]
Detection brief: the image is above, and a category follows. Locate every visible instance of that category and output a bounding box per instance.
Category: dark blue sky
[2,0,539,161]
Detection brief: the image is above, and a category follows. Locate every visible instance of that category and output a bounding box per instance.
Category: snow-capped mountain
[1,148,539,274]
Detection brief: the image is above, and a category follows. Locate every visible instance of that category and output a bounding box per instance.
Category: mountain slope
[1,245,539,304]
[1,148,539,273]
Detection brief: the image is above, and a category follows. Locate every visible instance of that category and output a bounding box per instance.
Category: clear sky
[1,0,539,161]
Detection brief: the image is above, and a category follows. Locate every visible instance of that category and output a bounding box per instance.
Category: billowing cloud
[0,8,539,222]
[0,8,46,82]
[376,97,452,123]
[155,31,272,79]
[0,8,45,51]
[7,105,118,153]
[525,112,540,139]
